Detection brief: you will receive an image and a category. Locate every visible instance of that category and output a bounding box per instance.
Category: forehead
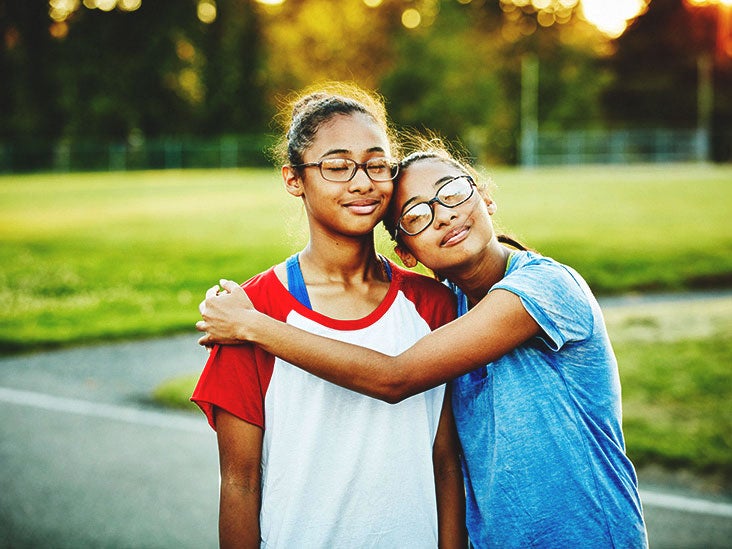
[307,112,390,159]
[395,159,465,205]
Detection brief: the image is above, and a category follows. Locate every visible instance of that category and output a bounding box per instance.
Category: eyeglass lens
[319,158,396,182]
[399,176,474,235]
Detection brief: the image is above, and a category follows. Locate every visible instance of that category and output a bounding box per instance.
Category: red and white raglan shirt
[192,261,456,548]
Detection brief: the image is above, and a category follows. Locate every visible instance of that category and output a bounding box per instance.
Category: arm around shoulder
[239,289,541,403]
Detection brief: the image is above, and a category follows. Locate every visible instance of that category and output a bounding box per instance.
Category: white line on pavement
[0,386,208,434]
[639,489,732,517]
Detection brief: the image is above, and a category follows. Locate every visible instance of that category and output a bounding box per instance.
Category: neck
[441,239,513,306]
[299,229,385,284]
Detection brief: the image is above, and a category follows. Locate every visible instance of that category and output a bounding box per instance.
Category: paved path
[1,314,731,547]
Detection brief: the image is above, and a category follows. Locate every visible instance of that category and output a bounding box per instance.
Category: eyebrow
[400,175,458,213]
[319,146,386,159]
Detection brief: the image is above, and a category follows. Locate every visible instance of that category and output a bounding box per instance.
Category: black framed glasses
[291,157,399,182]
[398,175,475,236]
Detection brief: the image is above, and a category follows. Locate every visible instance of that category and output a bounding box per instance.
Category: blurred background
[2,0,731,171]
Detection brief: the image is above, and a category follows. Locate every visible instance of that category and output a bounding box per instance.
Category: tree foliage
[2,0,729,165]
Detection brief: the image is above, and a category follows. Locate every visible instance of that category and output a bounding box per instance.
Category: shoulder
[501,251,590,301]
[388,261,457,327]
[495,251,595,343]
[240,264,283,299]
[390,262,456,303]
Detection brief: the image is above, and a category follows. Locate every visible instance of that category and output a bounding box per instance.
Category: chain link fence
[1,129,730,173]
[0,135,275,173]
[521,128,732,166]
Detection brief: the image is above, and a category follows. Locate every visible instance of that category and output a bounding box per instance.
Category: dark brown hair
[270,82,400,169]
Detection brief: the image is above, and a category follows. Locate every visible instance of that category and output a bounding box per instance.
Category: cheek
[402,235,441,266]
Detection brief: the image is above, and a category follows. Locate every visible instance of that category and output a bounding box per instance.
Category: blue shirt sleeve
[492,255,594,351]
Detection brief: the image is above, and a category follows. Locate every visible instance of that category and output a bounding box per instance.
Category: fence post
[520,54,539,167]
[697,53,713,163]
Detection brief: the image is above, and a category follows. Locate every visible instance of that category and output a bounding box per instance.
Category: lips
[343,199,381,215]
[441,225,470,246]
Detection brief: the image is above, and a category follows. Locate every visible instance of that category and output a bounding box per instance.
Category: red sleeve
[191,343,274,430]
[393,265,457,330]
[191,268,284,431]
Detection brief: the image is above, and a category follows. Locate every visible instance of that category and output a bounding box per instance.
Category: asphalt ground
[1,302,731,548]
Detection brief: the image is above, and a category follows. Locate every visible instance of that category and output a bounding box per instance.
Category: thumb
[220,279,242,293]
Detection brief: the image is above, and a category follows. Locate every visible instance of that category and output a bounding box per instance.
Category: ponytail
[497,234,531,252]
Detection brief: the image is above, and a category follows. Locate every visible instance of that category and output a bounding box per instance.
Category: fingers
[196,320,207,333]
[219,279,241,293]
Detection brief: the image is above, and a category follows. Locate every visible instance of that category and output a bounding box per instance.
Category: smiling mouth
[441,225,469,246]
[344,200,381,215]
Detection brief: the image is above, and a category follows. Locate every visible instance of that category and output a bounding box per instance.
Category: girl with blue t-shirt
[198,145,648,548]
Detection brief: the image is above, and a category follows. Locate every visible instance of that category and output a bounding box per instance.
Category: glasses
[291,157,399,182]
[397,175,475,236]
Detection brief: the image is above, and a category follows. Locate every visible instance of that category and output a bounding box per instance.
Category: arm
[198,280,540,403]
[215,407,262,549]
[433,389,468,548]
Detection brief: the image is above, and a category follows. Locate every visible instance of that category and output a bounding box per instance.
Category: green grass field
[2,163,731,482]
[2,163,730,352]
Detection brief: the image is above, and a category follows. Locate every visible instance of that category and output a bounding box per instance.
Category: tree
[380,0,608,164]
[0,1,63,142]
[194,0,268,135]
[603,0,731,130]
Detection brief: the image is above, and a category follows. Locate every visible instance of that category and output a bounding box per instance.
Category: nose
[348,165,375,193]
[432,201,457,228]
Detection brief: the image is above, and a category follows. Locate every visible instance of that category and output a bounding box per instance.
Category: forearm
[434,393,468,548]
[243,311,418,402]
[215,407,263,548]
[219,481,260,548]
[435,459,467,548]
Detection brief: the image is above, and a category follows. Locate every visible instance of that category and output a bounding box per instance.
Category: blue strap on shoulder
[286,253,312,310]
[287,253,391,310]
[379,254,392,281]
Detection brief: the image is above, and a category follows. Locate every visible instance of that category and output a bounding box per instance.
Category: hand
[196,279,256,347]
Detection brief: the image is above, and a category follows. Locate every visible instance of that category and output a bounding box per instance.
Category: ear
[486,199,497,215]
[282,165,304,197]
[394,244,418,268]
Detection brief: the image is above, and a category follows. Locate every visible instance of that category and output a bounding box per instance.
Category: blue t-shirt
[450,250,647,548]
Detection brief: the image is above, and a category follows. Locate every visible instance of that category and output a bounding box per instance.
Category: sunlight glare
[580,0,648,38]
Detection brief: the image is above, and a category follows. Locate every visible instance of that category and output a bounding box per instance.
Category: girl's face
[393,159,496,273]
[289,112,394,238]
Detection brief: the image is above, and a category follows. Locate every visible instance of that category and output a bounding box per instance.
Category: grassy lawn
[604,296,732,483]
[2,164,731,481]
[2,163,730,352]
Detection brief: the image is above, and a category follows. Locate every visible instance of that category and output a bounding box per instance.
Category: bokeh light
[119,0,142,11]
[686,0,732,5]
[580,0,649,38]
[197,0,217,24]
[402,8,422,29]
